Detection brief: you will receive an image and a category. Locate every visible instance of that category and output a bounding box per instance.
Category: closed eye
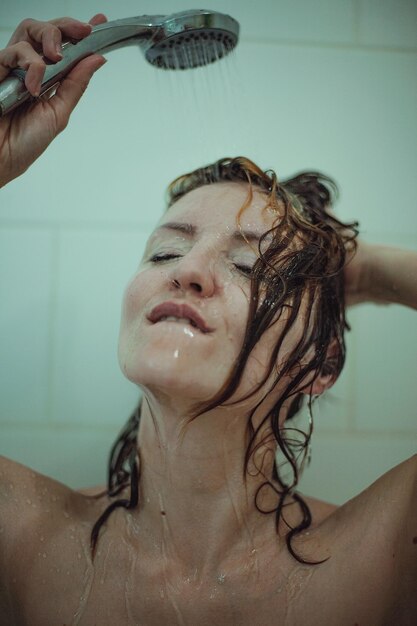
[149,254,252,277]
[149,253,181,263]
[235,264,253,276]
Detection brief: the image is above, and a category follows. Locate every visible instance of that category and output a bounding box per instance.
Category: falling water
[152,35,247,170]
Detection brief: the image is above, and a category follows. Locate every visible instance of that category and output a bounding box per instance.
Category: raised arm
[0,14,107,189]
[345,240,417,310]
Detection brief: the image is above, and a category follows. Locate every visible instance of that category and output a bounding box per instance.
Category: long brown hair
[90,157,358,564]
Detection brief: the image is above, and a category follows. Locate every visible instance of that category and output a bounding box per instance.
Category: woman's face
[118,181,291,405]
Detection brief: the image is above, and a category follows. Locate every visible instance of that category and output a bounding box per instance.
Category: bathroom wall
[0,0,416,504]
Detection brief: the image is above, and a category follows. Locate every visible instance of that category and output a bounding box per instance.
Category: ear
[300,338,340,397]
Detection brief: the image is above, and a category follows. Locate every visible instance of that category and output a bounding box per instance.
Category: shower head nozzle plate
[145,10,239,70]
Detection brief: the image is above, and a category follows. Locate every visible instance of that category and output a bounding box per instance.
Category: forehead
[159,181,278,233]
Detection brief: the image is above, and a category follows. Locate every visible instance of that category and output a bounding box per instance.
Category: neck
[128,393,292,579]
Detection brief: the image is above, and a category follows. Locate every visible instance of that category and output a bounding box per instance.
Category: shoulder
[0,455,93,556]
[348,455,417,621]
[330,455,417,621]
[0,456,68,540]
[0,456,65,619]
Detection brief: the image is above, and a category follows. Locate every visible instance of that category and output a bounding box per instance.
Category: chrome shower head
[0,9,239,116]
[144,10,239,70]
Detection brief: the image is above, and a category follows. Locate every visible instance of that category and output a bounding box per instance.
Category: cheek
[221,284,250,346]
[120,269,162,326]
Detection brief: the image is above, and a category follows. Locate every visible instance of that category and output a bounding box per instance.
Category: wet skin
[0,182,416,625]
[0,454,416,625]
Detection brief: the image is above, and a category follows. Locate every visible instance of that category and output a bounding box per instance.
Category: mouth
[148,302,214,334]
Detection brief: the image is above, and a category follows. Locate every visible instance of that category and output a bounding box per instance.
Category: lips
[148,301,214,333]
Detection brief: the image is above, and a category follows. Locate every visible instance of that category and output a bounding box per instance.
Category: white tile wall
[68,0,356,45]
[298,433,417,504]
[358,0,417,48]
[0,0,416,502]
[0,425,115,488]
[0,43,415,235]
[51,228,146,425]
[0,228,54,423]
[0,0,69,30]
[351,303,417,433]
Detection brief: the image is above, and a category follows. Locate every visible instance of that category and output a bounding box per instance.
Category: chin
[118,351,219,401]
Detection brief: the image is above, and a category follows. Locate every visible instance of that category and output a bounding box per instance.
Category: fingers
[8,17,92,48]
[88,14,108,27]
[1,16,107,97]
[0,41,46,95]
[49,54,107,132]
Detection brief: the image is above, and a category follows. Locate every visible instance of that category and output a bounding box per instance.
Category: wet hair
[90,157,358,564]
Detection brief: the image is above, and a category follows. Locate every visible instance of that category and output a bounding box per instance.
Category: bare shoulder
[291,456,417,624]
[326,455,417,622]
[0,456,73,538]
[0,456,70,620]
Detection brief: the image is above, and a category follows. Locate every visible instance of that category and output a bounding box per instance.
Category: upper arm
[388,455,417,622]
[0,456,21,622]
[0,456,43,622]
[400,455,417,612]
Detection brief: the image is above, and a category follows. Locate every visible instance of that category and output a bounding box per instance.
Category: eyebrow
[153,221,267,244]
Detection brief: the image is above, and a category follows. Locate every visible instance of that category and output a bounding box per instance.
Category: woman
[0,15,416,626]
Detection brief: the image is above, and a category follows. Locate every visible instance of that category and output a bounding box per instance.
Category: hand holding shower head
[0,10,239,117]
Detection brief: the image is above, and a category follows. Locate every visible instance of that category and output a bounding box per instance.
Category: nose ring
[172,279,181,288]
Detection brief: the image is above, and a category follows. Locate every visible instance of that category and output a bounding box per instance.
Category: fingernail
[95,58,107,71]
[56,44,62,57]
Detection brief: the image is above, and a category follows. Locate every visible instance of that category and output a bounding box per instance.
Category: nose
[169,250,216,297]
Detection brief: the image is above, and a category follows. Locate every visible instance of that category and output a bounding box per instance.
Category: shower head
[0,9,239,116]
[143,10,239,70]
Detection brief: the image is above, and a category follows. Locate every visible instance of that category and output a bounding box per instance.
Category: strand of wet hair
[90,406,141,558]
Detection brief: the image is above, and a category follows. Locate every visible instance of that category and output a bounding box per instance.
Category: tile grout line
[0,28,416,55]
[46,225,61,424]
[242,36,417,54]
[352,0,362,46]
[0,217,154,231]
